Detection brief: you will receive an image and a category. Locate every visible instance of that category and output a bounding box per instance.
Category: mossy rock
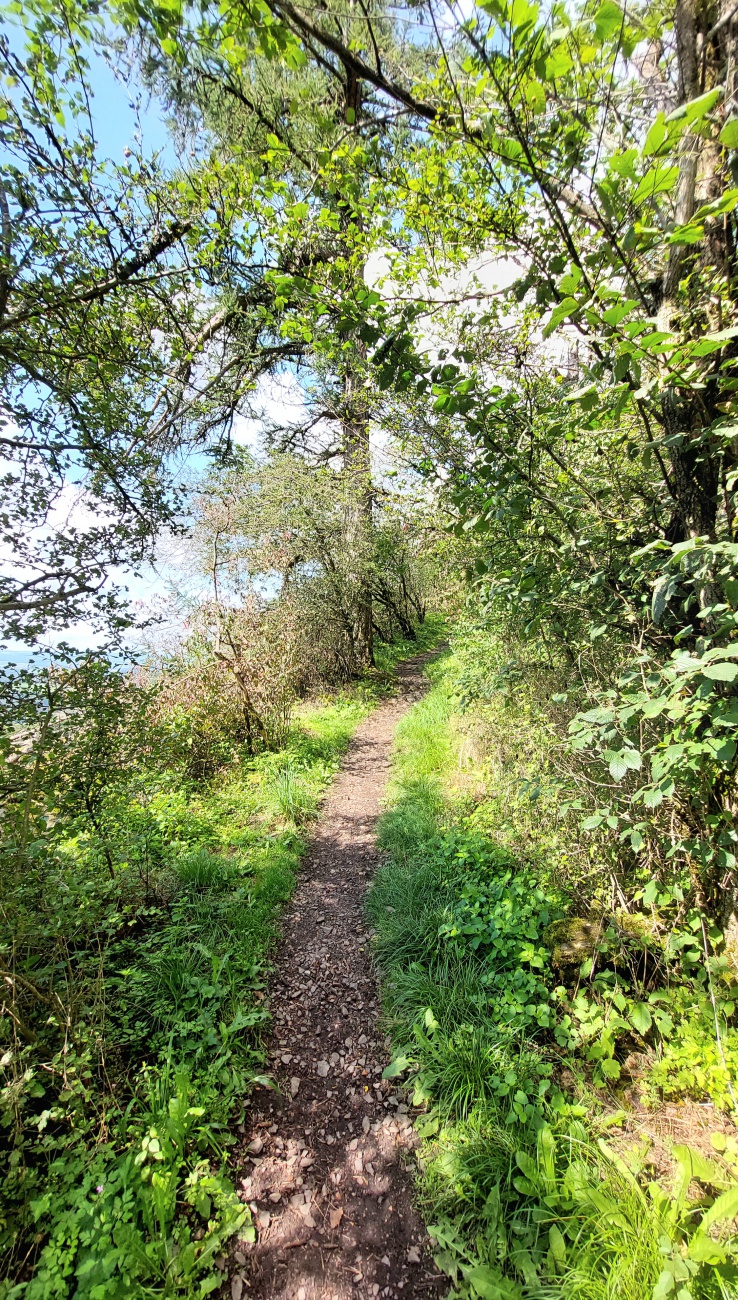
[544,917,604,967]
[614,910,661,946]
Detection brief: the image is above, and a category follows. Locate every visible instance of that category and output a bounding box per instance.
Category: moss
[544,917,604,967]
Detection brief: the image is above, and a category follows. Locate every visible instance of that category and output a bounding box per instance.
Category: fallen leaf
[329,1207,344,1229]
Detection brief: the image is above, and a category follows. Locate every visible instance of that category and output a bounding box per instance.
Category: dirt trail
[229,652,445,1300]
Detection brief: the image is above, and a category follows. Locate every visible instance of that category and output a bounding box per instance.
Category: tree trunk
[340,70,374,670]
[659,0,735,542]
[342,352,374,669]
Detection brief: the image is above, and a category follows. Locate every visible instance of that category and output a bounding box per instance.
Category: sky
[0,42,183,662]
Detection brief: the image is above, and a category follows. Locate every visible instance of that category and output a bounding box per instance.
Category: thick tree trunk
[658,0,736,542]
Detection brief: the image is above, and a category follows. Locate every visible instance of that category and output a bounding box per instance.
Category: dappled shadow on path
[226,651,445,1300]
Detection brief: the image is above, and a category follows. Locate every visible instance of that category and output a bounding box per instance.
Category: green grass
[372,611,448,674]
[1,627,445,1298]
[0,685,382,1299]
[367,650,738,1300]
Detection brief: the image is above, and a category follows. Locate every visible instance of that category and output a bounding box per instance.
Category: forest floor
[228,652,446,1300]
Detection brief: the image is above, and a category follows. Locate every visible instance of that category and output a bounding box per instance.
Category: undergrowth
[0,689,377,1297]
[368,645,738,1300]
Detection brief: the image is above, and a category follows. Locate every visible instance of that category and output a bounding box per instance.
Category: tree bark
[659,0,736,542]
[340,70,374,670]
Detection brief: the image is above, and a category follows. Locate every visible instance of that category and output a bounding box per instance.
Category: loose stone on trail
[230,653,444,1300]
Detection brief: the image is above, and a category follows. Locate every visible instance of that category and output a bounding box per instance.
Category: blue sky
[85,46,176,163]
[0,36,180,663]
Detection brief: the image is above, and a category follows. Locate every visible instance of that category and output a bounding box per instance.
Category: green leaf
[593,0,623,41]
[629,1002,652,1035]
[701,1184,738,1230]
[383,1055,412,1078]
[642,787,665,808]
[607,748,641,781]
[466,1264,523,1300]
[652,1268,677,1300]
[702,662,738,681]
[510,0,539,34]
[685,1231,727,1265]
[548,1224,567,1269]
[666,87,722,125]
[602,299,638,325]
[599,1058,621,1080]
[642,113,669,158]
[542,297,578,338]
[633,164,679,205]
[721,118,738,148]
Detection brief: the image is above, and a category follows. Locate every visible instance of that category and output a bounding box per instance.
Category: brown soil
[227,652,446,1300]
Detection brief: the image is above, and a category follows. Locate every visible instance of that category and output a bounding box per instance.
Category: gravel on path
[226,651,446,1300]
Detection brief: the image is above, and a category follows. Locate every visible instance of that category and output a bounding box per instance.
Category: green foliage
[424,1117,738,1300]
[265,762,318,826]
[14,1072,252,1300]
[370,659,738,1297]
[0,656,375,1291]
[0,0,286,642]
[648,990,738,1115]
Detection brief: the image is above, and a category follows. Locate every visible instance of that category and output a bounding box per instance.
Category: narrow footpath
[230,652,445,1300]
